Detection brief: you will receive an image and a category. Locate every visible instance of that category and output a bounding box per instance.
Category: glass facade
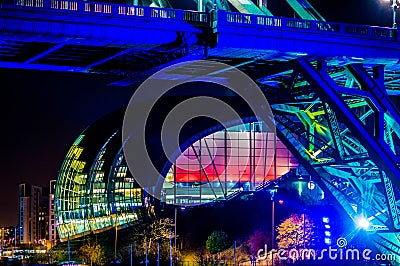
[162,123,298,205]
[55,112,297,240]
[55,131,144,240]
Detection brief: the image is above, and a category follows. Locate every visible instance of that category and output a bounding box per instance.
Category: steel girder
[191,0,230,12]
[265,58,400,264]
[148,0,171,8]
[285,0,326,21]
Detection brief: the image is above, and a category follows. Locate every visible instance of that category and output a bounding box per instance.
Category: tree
[299,188,326,206]
[205,230,230,254]
[28,251,48,264]
[129,217,174,262]
[50,250,68,264]
[247,230,271,253]
[276,213,315,250]
[79,240,106,266]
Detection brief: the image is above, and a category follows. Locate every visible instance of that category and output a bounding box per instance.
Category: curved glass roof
[55,110,297,240]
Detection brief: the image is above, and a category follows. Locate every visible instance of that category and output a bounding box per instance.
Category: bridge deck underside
[2,1,400,84]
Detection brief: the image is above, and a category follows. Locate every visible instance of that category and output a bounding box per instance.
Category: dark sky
[0,70,133,226]
[277,0,393,27]
[0,0,396,226]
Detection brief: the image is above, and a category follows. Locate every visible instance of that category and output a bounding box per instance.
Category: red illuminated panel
[174,132,298,183]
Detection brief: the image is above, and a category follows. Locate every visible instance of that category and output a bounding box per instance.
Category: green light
[298,181,302,195]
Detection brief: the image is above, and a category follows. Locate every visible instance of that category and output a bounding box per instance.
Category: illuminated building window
[55,111,297,240]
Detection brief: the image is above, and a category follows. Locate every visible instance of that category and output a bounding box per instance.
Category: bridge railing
[15,0,45,8]
[11,0,212,27]
[7,0,397,41]
[11,0,210,23]
[182,10,209,24]
[223,11,396,40]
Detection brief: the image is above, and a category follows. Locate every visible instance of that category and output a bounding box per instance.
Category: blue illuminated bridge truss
[2,0,400,263]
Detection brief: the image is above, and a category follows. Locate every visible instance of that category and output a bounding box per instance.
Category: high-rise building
[48,180,57,246]
[38,186,49,241]
[18,183,49,244]
[0,227,16,249]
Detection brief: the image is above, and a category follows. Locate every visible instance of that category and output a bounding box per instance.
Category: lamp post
[269,186,278,266]
[0,228,3,256]
[169,230,172,266]
[174,207,177,251]
[67,233,70,262]
[388,0,398,28]
[270,131,277,266]
[114,215,118,263]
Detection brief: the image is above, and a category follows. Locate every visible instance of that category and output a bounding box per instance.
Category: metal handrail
[7,0,398,41]
[224,10,396,40]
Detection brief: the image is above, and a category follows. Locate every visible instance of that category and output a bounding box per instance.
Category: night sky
[0,70,133,226]
[0,0,396,226]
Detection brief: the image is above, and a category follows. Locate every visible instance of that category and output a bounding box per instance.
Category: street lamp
[387,0,398,28]
[355,215,370,230]
[269,184,278,266]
